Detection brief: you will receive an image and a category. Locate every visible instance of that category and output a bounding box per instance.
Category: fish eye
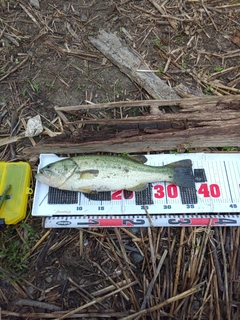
[46,165,51,169]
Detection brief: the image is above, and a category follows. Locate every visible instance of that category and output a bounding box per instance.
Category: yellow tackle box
[0,162,32,225]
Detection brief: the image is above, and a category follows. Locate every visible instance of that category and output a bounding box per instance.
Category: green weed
[182,61,187,69]
[214,66,223,72]
[204,85,213,95]
[118,152,129,157]
[157,67,164,74]
[176,31,185,43]
[32,81,39,92]
[25,79,40,92]
[0,222,38,276]
[154,36,163,49]
[45,82,55,89]
[0,67,6,73]
[132,107,138,116]
[102,92,110,103]
[221,146,235,151]
[22,87,27,96]
[114,90,120,98]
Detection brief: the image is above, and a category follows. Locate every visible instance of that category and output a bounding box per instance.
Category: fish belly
[59,170,145,192]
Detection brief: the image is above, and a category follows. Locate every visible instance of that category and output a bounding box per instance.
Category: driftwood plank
[24,124,240,154]
[53,95,240,124]
[89,30,180,101]
[23,95,240,154]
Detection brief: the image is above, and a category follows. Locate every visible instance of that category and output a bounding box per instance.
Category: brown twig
[140,249,168,310]
[219,228,231,320]
[13,298,61,311]
[1,310,133,318]
[170,227,185,314]
[122,281,206,320]
[0,56,29,82]
[57,280,138,320]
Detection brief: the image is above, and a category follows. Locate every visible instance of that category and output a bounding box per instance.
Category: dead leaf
[231,29,240,47]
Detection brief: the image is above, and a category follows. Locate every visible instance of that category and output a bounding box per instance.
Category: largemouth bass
[36,155,195,193]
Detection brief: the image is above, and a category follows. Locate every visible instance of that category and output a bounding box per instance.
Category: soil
[0,0,240,319]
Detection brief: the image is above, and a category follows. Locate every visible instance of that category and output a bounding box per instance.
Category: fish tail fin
[165,159,195,188]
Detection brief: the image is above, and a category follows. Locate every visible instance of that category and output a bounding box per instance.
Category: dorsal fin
[126,155,148,164]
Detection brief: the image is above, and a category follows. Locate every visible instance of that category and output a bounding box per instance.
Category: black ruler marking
[194,169,207,183]
[164,182,168,205]
[135,184,154,206]
[178,168,206,205]
[48,187,78,204]
[82,192,111,201]
[123,190,134,199]
[179,187,198,205]
[223,161,233,203]
[79,192,81,205]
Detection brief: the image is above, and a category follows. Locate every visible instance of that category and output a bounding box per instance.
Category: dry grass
[1,226,240,319]
[0,0,240,319]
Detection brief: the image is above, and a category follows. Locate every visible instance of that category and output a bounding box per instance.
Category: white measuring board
[32,153,240,227]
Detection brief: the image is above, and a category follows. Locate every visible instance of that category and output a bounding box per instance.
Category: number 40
[198,183,220,198]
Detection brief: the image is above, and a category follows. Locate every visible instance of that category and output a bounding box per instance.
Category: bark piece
[89,30,180,101]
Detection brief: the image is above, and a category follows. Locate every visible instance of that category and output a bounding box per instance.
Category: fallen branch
[121,281,206,320]
[14,298,61,311]
[57,280,138,320]
[89,30,180,100]
[0,310,132,318]
[0,56,29,82]
[23,95,240,154]
[140,249,168,310]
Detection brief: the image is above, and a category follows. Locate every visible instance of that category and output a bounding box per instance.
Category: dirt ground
[0,0,240,319]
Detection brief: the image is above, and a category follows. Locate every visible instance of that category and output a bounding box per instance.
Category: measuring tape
[32,153,240,228]
[43,214,240,228]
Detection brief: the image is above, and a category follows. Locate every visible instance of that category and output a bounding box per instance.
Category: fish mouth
[36,169,52,181]
[37,169,48,177]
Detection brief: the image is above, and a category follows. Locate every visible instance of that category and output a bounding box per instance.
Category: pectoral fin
[80,170,99,179]
[80,187,94,193]
[126,183,148,192]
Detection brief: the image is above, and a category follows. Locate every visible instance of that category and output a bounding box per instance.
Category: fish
[35,155,195,193]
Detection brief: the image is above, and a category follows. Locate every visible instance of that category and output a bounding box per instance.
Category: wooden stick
[1,310,132,318]
[121,281,205,320]
[219,228,231,320]
[23,229,52,260]
[148,0,177,30]
[140,249,168,310]
[0,56,29,82]
[57,280,138,320]
[89,30,180,101]
[54,95,240,112]
[14,298,61,311]
[213,274,221,320]
[170,227,185,314]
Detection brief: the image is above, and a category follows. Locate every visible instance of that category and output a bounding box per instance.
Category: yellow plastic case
[0,162,32,225]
